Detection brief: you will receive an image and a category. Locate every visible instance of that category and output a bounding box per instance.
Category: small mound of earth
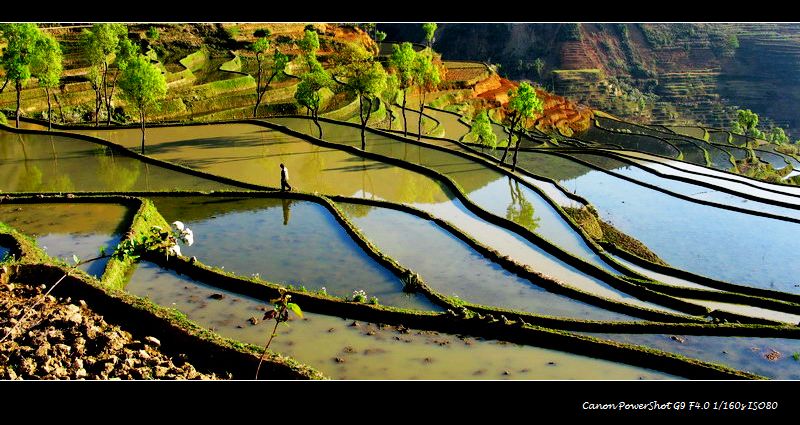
[0,281,226,380]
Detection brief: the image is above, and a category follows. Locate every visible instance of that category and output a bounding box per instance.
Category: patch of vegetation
[731,157,797,184]
[564,206,669,266]
[146,26,160,41]
[225,25,239,40]
[559,23,582,42]
[563,207,603,240]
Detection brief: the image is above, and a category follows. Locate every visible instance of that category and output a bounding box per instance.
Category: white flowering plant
[352,289,367,303]
[113,221,194,262]
[1,219,196,344]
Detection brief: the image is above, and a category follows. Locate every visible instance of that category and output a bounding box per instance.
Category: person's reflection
[281,198,293,226]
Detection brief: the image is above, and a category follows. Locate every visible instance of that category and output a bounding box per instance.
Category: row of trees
[731,108,794,148]
[1,24,166,153]
[286,24,442,151]
[4,23,540,162]
[0,24,62,129]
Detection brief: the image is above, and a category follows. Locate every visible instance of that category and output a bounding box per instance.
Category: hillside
[378,23,800,139]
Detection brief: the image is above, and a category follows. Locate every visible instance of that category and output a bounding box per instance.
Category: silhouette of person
[280,163,292,191]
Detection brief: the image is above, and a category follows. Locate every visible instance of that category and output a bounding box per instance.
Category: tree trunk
[363,98,373,151]
[107,68,119,126]
[15,81,21,129]
[95,90,101,127]
[140,110,146,155]
[358,94,366,150]
[56,92,65,123]
[512,127,523,171]
[500,117,516,164]
[102,61,110,125]
[253,56,263,118]
[313,109,322,139]
[46,87,52,131]
[417,89,425,141]
[401,89,408,137]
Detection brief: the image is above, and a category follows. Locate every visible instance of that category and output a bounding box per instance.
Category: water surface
[150,196,436,310]
[126,262,677,380]
[0,203,128,277]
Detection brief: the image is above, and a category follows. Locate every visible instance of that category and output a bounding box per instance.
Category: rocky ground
[0,280,226,380]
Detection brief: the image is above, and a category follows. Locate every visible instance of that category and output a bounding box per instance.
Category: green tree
[0,23,42,128]
[375,30,386,50]
[412,50,441,140]
[732,108,764,157]
[769,127,789,145]
[499,82,543,171]
[389,42,417,136]
[470,110,497,148]
[298,29,320,71]
[294,68,332,138]
[118,55,167,154]
[422,23,437,49]
[332,43,386,150]
[727,34,739,50]
[250,37,289,118]
[146,26,159,41]
[80,23,132,126]
[31,32,63,131]
[381,73,399,130]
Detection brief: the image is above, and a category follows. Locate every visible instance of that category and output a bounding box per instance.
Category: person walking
[280,163,293,191]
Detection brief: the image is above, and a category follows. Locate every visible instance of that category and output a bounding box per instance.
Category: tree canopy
[332,43,387,150]
[500,82,543,170]
[389,42,417,136]
[0,23,43,127]
[422,23,437,47]
[470,110,497,149]
[412,50,441,139]
[118,54,167,153]
[80,23,133,126]
[295,68,332,138]
[31,31,63,129]
[250,36,289,117]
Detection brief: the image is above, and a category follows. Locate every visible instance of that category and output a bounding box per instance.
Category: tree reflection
[506,177,540,233]
[96,152,141,191]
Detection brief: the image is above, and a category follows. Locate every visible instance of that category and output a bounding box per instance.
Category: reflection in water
[506,177,540,233]
[63,122,673,309]
[570,153,800,221]
[149,196,438,311]
[340,203,637,321]
[68,124,454,204]
[0,130,235,192]
[126,262,675,380]
[281,198,293,226]
[529,151,800,293]
[265,117,613,270]
[584,332,800,380]
[0,203,129,277]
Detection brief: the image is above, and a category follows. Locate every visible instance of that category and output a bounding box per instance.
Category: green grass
[179,48,211,73]
[219,55,242,73]
[191,76,257,99]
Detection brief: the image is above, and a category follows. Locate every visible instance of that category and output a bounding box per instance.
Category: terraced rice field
[5,61,800,380]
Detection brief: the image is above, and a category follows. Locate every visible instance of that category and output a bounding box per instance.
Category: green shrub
[146,26,159,41]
